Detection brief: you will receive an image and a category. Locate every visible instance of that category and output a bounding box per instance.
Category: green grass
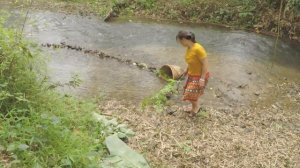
[142,71,177,111]
[0,14,108,167]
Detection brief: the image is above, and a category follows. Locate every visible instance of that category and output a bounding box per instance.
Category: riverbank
[99,79,300,167]
[2,0,299,42]
[110,0,300,43]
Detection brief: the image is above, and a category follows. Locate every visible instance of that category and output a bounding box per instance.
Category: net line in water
[41,42,158,74]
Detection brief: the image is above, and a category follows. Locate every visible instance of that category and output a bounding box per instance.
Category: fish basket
[159,65,184,80]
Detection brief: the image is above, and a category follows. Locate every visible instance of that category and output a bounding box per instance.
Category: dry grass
[99,81,300,168]
[0,153,10,168]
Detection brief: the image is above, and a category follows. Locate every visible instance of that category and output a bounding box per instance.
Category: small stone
[275,102,283,109]
[272,104,278,110]
[166,108,177,115]
[254,92,260,96]
[237,84,248,89]
[148,67,157,71]
[166,93,172,99]
[241,125,246,128]
[215,88,223,98]
[137,63,148,69]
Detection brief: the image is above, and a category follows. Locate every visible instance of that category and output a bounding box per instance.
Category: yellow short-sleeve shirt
[185,43,207,76]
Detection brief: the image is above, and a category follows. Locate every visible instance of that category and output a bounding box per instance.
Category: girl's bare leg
[190,100,200,114]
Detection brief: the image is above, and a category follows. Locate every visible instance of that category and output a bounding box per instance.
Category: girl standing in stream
[176,30,210,117]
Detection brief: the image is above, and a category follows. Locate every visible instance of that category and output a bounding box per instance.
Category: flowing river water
[1,3,300,167]
[2,8,300,107]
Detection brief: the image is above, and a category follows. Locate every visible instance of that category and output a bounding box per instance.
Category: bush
[136,0,156,9]
[0,15,106,167]
[286,0,300,16]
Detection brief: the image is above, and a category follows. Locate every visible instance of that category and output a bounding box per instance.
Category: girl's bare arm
[200,58,208,79]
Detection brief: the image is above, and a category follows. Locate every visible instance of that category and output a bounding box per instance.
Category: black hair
[176,30,196,43]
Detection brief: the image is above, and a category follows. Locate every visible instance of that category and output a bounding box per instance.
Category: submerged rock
[137,63,148,69]
[104,9,118,22]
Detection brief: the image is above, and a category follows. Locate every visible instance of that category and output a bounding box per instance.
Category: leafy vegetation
[142,70,178,111]
[53,0,299,41]
[0,15,109,167]
[118,0,299,39]
[142,79,177,111]
[24,0,299,40]
[93,113,135,141]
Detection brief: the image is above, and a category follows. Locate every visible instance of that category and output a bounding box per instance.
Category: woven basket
[160,65,184,80]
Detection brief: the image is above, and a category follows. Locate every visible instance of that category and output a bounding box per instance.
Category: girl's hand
[184,70,188,77]
[199,78,205,87]
[184,72,188,79]
[184,68,188,77]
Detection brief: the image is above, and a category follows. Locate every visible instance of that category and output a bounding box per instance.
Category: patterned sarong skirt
[183,72,210,101]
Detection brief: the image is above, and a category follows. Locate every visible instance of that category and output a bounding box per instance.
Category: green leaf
[117,124,127,129]
[18,144,29,151]
[107,119,118,126]
[33,162,43,168]
[0,145,5,151]
[7,144,16,152]
[124,129,135,137]
[61,158,72,166]
[51,116,60,125]
[103,134,150,168]
[117,132,127,139]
